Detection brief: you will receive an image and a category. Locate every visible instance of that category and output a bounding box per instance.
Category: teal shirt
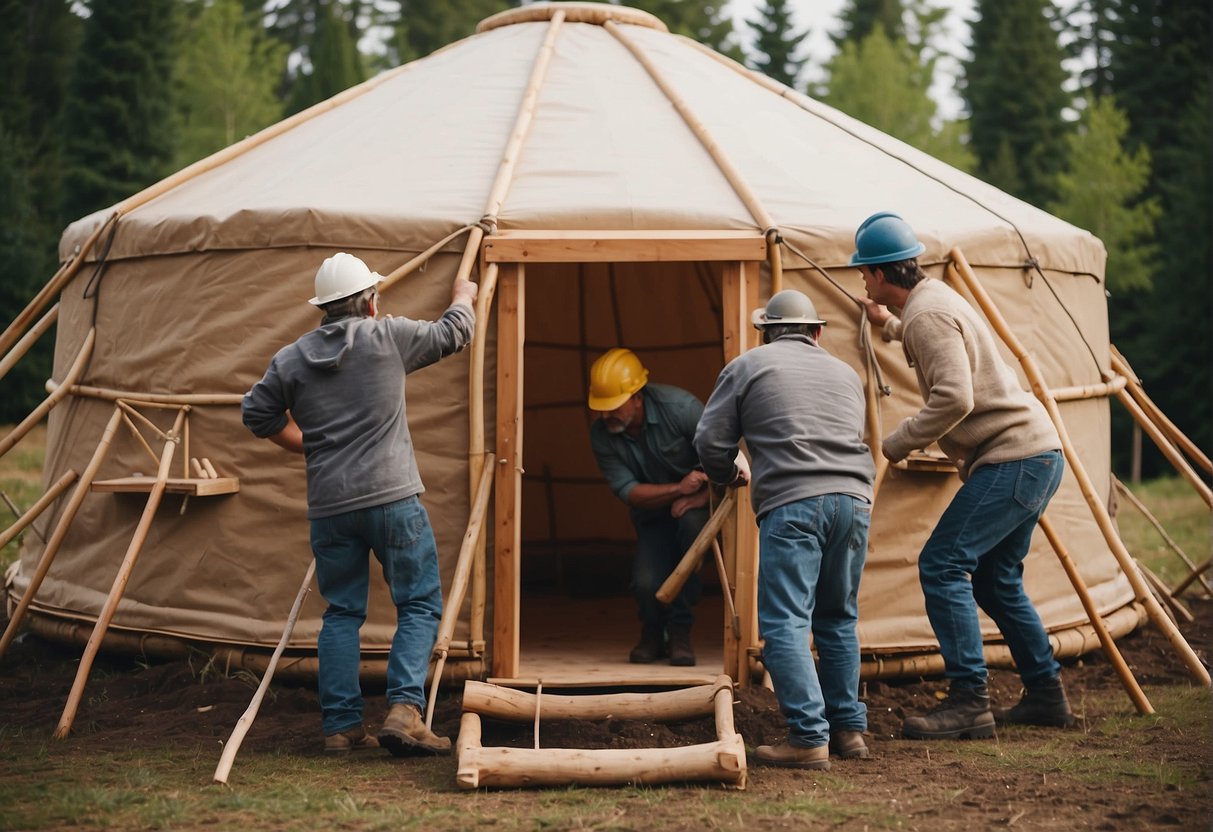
[589,383,704,505]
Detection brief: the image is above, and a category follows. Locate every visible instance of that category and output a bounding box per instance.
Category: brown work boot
[629,625,667,664]
[323,725,380,755]
[667,624,696,667]
[902,686,996,740]
[377,703,452,756]
[993,676,1078,728]
[829,730,870,759]
[754,740,831,770]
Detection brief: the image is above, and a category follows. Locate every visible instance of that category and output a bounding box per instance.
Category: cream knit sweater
[881,279,1059,477]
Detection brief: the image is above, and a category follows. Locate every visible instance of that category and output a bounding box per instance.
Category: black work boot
[993,676,1077,728]
[629,625,667,663]
[667,624,696,667]
[902,685,996,740]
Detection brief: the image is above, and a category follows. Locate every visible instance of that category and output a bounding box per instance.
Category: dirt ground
[0,598,1209,830]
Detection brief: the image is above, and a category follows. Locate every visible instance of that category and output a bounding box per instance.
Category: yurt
[4,3,1148,692]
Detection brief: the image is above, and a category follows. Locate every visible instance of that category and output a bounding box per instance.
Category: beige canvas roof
[19,2,1133,683]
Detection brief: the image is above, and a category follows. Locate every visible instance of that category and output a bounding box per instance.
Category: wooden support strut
[0,469,77,554]
[1111,346,1212,477]
[1113,477,1212,598]
[0,408,124,661]
[0,328,96,461]
[54,407,188,738]
[1037,514,1153,714]
[1113,385,1212,508]
[947,248,1209,687]
[213,560,316,784]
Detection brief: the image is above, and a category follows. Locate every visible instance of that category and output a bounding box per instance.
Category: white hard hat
[308,252,382,306]
[751,289,826,329]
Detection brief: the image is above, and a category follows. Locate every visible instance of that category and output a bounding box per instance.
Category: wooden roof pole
[55,406,188,739]
[1111,346,1211,476]
[947,248,1209,687]
[603,20,784,293]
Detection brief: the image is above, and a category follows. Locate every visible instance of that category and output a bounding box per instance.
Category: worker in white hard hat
[586,348,723,667]
[242,252,477,757]
[695,289,875,771]
[853,211,1074,740]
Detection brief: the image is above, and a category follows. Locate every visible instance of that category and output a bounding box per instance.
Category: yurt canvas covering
[8,3,1137,685]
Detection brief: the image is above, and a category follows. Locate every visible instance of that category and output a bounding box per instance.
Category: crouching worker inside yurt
[586,348,713,667]
[241,252,477,755]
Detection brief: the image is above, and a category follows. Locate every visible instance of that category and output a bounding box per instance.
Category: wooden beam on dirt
[482,231,767,264]
[492,264,524,679]
[462,676,733,722]
[947,249,1210,688]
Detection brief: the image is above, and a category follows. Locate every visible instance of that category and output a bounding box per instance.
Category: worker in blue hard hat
[853,212,1076,740]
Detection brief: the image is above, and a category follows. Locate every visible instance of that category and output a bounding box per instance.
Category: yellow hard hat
[587,348,649,411]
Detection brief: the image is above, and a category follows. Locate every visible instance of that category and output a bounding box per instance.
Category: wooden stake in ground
[213,560,316,785]
[54,407,187,738]
[948,249,1209,687]
[655,490,737,604]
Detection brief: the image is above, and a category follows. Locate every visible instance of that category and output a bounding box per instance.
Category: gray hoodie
[695,333,874,521]
[242,304,474,519]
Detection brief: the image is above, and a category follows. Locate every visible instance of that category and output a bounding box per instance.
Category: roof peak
[477,2,668,34]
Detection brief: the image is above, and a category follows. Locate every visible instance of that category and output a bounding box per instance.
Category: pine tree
[832,0,905,45]
[1059,0,1118,98]
[962,0,1069,207]
[1049,96,1159,293]
[393,0,515,64]
[745,0,809,88]
[286,0,366,115]
[175,0,287,168]
[627,0,739,58]
[61,0,179,219]
[822,22,973,171]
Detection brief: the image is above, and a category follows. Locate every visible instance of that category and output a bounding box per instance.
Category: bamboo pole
[425,452,495,729]
[1051,374,1127,403]
[213,559,316,785]
[948,248,1209,686]
[1173,559,1212,597]
[0,328,96,461]
[0,470,78,554]
[1037,514,1152,714]
[44,381,243,406]
[1111,347,1212,476]
[1137,560,1192,625]
[655,491,737,604]
[54,407,187,738]
[377,225,479,295]
[0,408,123,660]
[1113,387,1212,508]
[711,540,741,639]
[0,214,112,358]
[605,20,779,261]
[1113,477,1212,597]
[0,303,58,384]
[468,262,500,649]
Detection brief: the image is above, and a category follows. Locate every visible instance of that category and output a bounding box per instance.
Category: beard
[604,419,627,434]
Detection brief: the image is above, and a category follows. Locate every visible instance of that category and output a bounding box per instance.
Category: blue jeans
[758,494,870,748]
[310,495,443,736]
[631,506,707,630]
[919,450,1064,690]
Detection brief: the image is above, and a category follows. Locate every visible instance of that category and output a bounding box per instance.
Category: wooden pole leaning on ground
[948,248,1209,686]
[1111,386,1212,509]
[1173,559,1213,597]
[1113,477,1212,598]
[424,452,495,730]
[0,408,124,661]
[55,406,188,739]
[0,303,58,385]
[213,560,316,785]
[1037,514,1153,714]
[0,328,96,461]
[655,490,737,604]
[0,469,77,554]
[1110,346,1212,477]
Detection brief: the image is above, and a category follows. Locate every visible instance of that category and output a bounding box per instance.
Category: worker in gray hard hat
[853,211,1074,740]
[694,289,875,771]
[242,252,477,757]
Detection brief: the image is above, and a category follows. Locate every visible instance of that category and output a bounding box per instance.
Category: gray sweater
[695,334,875,521]
[242,304,474,519]
[881,279,1059,476]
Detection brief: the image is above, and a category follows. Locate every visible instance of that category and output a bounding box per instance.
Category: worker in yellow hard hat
[587,348,716,667]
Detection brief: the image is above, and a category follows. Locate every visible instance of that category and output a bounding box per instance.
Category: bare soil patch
[1,598,1209,830]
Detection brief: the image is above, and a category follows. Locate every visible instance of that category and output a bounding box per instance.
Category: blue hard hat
[850,212,926,266]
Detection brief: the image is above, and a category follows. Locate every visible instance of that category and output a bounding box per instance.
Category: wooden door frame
[486,231,765,680]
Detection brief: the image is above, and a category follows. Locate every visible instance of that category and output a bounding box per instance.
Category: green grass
[1116,476,1212,586]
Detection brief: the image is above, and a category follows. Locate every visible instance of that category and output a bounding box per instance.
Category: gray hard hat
[751,289,826,330]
